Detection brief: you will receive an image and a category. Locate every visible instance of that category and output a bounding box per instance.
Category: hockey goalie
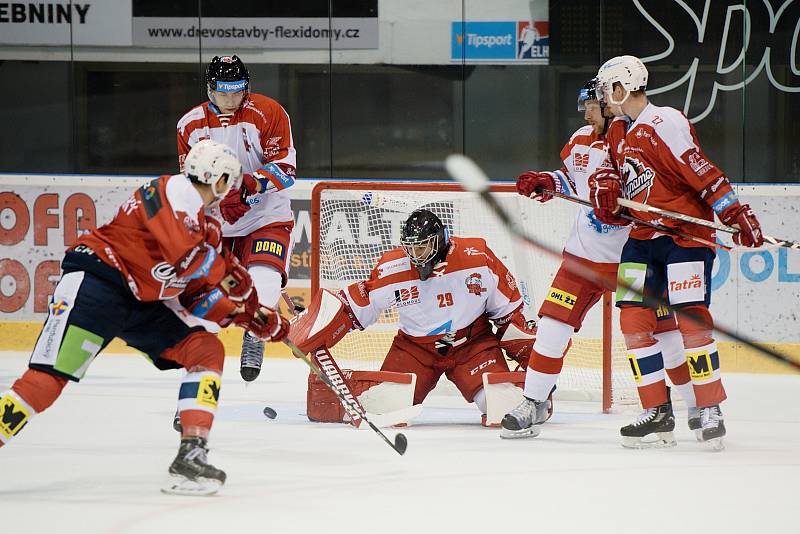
[288,209,541,427]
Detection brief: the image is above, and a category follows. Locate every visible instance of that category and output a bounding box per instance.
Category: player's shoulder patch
[177,105,206,134]
[243,93,285,124]
[375,250,411,279]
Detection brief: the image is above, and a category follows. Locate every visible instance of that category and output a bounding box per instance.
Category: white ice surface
[1,351,798,534]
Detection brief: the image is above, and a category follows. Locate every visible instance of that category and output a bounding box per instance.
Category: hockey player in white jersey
[177,55,297,382]
[501,79,698,444]
[288,209,538,421]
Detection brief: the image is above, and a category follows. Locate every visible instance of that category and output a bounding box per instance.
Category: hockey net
[311,181,637,412]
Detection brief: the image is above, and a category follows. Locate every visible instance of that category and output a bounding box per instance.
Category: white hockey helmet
[596,55,648,106]
[183,139,242,199]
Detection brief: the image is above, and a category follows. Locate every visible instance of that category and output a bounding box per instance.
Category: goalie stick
[537,188,730,251]
[617,198,800,250]
[283,338,408,456]
[445,154,800,372]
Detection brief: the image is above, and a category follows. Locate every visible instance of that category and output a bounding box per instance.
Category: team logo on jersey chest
[573,152,590,171]
[465,273,487,296]
[394,285,420,307]
[622,156,655,202]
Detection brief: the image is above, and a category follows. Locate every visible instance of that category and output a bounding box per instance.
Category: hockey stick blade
[283,339,408,455]
[446,154,800,372]
[618,198,800,250]
[536,187,730,251]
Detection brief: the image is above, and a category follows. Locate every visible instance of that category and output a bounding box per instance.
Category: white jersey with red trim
[343,237,522,341]
[559,124,631,263]
[177,93,296,236]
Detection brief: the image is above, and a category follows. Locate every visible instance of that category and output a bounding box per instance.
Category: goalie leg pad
[307,370,415,423]
[288,289,356,355]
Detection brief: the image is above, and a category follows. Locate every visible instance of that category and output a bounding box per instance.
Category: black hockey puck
[263,406,277,419]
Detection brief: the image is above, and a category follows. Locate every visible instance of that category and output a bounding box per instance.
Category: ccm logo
[470,359,497,376]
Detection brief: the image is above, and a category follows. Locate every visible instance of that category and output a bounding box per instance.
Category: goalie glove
[287,288,361,355]
[494,308,537,369]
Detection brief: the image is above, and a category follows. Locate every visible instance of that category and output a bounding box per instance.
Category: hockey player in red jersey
[589,55,764,449]
[177,55,297,382]
[501,79,699,441]
[0,140,290,495]
[288,209,537,422]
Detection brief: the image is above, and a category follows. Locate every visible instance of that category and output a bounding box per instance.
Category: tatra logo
[505,271,517,292]
[622,156,655,202]
[465,273,487,296]
[635,1,800,123]
[394,286,420,307]
[670,274,703,292]
[573,152,590,170]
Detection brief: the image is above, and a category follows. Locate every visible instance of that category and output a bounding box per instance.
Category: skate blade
[621,432,677,449]
[161,475,223,496]
[499,424,542,440]
[701,436,725,451]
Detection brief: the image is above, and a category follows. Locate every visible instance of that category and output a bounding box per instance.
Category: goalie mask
[400,209,450,281]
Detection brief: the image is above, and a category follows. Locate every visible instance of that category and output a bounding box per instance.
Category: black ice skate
[620,400,676,449]
[172,409,182,433]
[240,332,265,382]
[499,397,552,439]
[162,437,226,496]
[688,406,702,432]
[698,404,725,451]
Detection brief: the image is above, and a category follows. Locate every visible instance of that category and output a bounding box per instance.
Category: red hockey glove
[233,303,290,342]
[720,203,763,247]
[240,173,259,195]
[182,287,238,325]
[219,251,254,302]
[516,171,560,203]
[589,169,628,225]
[219,187,250,225]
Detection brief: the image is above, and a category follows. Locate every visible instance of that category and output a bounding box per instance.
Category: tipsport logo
[451,21,549,62]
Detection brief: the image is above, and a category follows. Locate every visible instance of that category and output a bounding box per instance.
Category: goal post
[311,181,636,412]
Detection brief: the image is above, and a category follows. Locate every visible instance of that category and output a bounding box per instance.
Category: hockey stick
[445,154,800,372]
[282,338,409,455]
[537,188,730,251]
[618,198,800,250]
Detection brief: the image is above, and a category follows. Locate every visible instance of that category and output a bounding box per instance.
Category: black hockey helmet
[206,55,250,93]
[400,209,450,281]
[577,77,604,111]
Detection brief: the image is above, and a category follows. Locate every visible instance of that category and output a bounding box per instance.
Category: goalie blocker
[289,288,539,426]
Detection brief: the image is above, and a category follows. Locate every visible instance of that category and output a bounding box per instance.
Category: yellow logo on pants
[198,375,221,409]
[686,350,713,380]
[545,287,577,310]
[0,393,31,440]
[627,353,642,383]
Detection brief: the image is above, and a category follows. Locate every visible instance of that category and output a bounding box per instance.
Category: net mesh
[313,183,637,406]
